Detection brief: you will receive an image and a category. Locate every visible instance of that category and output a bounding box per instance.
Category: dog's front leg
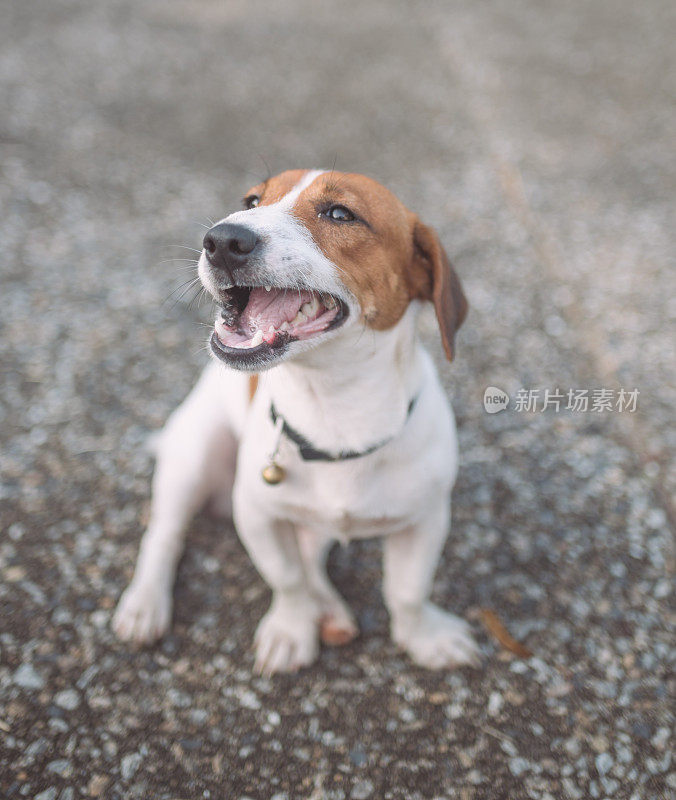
[113,440,214,644]
[113,370,237,645]
[383,500,480,669]
[234,500,320,675]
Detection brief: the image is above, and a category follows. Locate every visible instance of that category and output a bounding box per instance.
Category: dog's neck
[263,303,425,454]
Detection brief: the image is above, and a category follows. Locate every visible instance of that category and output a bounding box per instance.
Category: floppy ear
[409,219,468,361]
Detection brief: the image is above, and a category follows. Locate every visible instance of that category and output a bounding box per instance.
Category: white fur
[114,173,479,672]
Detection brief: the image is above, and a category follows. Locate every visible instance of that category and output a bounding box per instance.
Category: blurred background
[1,1,674,798]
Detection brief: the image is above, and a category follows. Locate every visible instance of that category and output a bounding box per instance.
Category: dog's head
[198,169,467,371]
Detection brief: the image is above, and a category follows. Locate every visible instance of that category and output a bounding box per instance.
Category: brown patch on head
[243,169,310,207]
[288,171,468,360]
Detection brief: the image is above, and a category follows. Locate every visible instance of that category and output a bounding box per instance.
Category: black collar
[270,396,418,462]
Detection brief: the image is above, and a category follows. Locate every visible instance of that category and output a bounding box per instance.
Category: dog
[113,169,479,674]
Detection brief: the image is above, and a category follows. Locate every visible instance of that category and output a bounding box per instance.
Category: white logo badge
[483,387,509,413]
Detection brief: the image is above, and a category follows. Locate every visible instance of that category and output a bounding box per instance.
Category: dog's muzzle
[203,222,259,284]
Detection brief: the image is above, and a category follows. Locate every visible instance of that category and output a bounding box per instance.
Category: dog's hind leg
[296,527,359,647]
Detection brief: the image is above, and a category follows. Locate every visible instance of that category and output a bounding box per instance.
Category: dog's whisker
[165,277,202,309]
[165,244,203,253]
[185,284,208,312]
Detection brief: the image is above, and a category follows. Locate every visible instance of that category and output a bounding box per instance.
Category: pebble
[487,691,503,717]
[238,689,261,710]
[13,663,45,690]
[35,790,57,800]
[47,759,73,778]
[351,779,374,799]
[651,727,670,750]
[509,757,530,777]
[87,774,110,796]
[54,689,80,710]
[595,752,613,776]
[120,752,143,781]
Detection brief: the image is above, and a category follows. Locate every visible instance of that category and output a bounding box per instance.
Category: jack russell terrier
[113,169,479,674]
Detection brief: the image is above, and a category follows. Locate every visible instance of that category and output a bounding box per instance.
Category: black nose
[203,222,259,277]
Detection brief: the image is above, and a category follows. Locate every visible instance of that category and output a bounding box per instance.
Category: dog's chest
[279,470,413,539]
[256,441,438,540]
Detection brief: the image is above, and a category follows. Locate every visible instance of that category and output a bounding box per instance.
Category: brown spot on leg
[320,615,359,646]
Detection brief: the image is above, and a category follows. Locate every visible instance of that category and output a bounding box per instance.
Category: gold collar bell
[262,461,286,485]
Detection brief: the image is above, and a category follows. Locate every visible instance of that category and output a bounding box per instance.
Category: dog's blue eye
[324,205,355,222]
[243,195,260,209]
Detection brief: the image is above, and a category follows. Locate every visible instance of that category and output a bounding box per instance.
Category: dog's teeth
[251,330,264,347]
[292,310,307,326]
[268,325,276,334]
[264,285,271,292]
[301,296,320,318]
[325,296,336,309]
[280,321,290,332]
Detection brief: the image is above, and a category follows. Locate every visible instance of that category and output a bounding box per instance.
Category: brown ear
[409,219,468,361]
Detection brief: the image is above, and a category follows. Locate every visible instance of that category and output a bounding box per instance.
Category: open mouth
[210,285,348,366]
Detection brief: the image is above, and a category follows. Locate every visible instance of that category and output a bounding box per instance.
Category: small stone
[120,752,142,781]
[651,727,670,750]
[267,711,281,726]
[509,757,529,776]
[349,746,367,767]
[4,565,26,582]
[35,790,57,800]
[47,759,73,778]
[467,770,484,784]
[504,689,525,706]
[487,691,503,717]
[13,663,45,690]
[562,778,582,799]
[60,789,74,800]
[54,689,80,710]
[595,752,613,775]
[167,688,191,708]
[87,774,110,796]
[238,690,260,710]
[90,609,109,628]
[351,779,374,799]
[7,523,25,540]
[601,776,619,795]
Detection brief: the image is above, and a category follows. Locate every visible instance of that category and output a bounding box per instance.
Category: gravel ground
[1,1,674,798]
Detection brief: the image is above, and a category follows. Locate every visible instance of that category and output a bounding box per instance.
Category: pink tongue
[241,287,313,329]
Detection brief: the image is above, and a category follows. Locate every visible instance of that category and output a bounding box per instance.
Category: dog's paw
[319,603,359,647]
[254,598,319,675]
[392,603,480,669]
[112,580,172,645]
